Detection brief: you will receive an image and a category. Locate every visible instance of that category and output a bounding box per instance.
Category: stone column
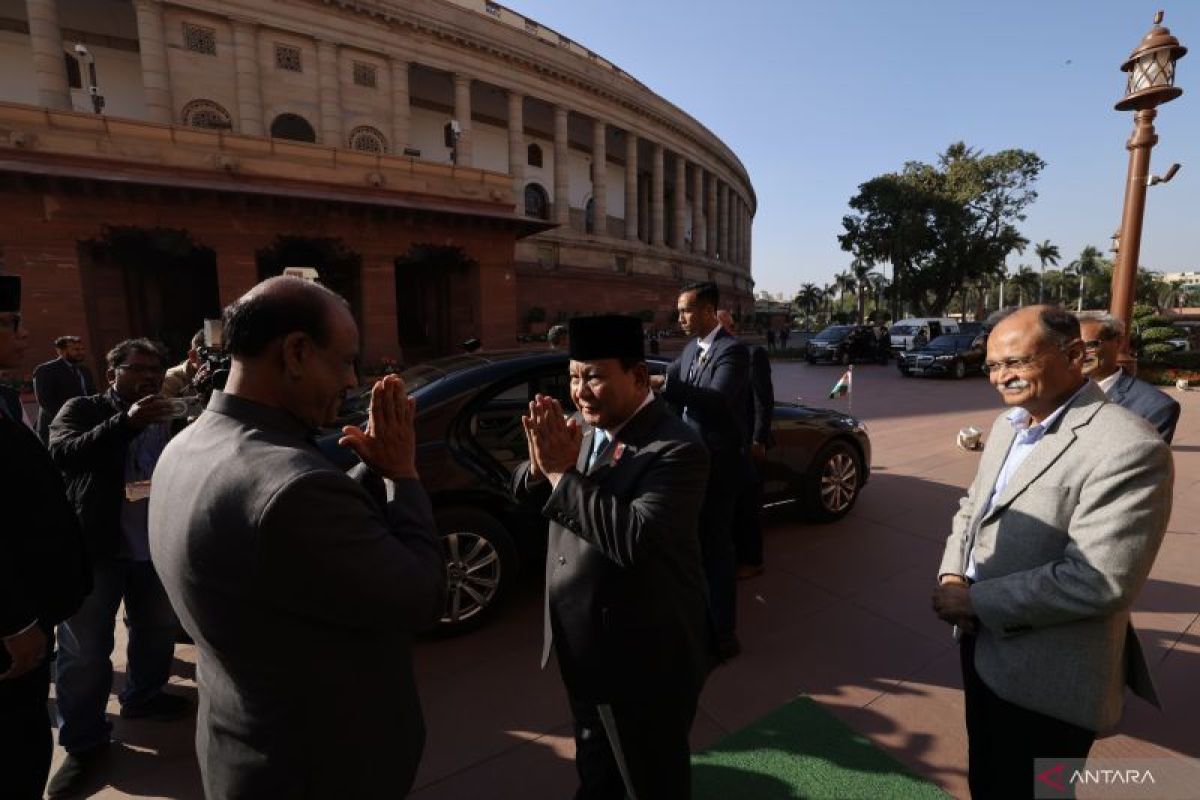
[671,154,686,250]
[651,143,665,247]
[132,0,172,123]
[453,74,473,167]
[734,196,744,267]
[745,205,753,269]
[638,173,650,243]
[729,195,739,267]
[316,40,342,146]
[591,119,607,236]
[691,165,705,255]
[624,132,638,242]
[391,59,410,154]
[553,105,570,225]
[706,171,718,258]
[26,0,70,109]
[718,182,729,262]
[231,21,263,136]
[507,90,524,210]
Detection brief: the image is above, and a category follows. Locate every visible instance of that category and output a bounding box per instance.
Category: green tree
[1068,245,1105,311]
[1034,239,1060,303]
[839,142,1043,317]
[1012,265,1040,306]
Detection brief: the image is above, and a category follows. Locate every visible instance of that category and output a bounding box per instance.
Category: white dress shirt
[1096,369,1123,396]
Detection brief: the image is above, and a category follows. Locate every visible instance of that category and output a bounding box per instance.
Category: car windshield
[814,326,852,341]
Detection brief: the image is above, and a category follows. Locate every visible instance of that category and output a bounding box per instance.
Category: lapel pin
[612,442,626,463]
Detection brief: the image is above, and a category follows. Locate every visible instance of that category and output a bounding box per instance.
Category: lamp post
[1109,11,1186,368]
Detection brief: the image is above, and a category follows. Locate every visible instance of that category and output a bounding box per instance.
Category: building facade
[0,0,755,374]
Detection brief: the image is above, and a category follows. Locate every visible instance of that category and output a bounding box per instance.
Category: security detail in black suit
[32,335,95,444]
[513,314,715,800]
[0,275,91,800]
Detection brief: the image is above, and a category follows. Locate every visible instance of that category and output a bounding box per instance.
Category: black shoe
[46,744,110,799]
[120,691,193,721]
[716,634,742,663]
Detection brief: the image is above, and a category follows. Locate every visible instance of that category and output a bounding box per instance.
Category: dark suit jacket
[49,392,148,560]
[148,392,446,800]
[661,328,750,473]
[33,357,95,443]
[512,399,715,705]
[746,345,774,447]
[1107,370,1181,444]
[0,413,90,669]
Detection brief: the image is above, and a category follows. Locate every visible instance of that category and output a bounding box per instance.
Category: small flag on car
[829,366,852,399]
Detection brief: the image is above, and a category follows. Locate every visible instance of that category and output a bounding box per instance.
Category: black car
[806,325,888,365]
[898,334,987,379]
[321,350,871,634]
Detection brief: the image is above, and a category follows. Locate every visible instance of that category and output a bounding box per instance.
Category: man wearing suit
[717,309,773,579]
[33,335,95,444]
[514,315,714,799]
[46,338,188,798]
[1077,310,1181,443]
[652,282,749,658]
[0,276,91,800]
[150,277,446,799]
[933,306,1173,800]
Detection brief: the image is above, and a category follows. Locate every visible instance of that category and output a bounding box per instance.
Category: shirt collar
[1005,381,1090,436]
[1096,368,1123,396]
[595,390,655,441]
[697,325,721,352]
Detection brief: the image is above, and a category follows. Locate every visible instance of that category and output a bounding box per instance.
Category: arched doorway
[394,244,478,362]
[524,183,549,220]
[77,227,219,365]
[270,113,316,143]
[256,236,363,326]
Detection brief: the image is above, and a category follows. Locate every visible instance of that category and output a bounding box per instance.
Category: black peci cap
[568,315,644,362]
[0,275,19,312]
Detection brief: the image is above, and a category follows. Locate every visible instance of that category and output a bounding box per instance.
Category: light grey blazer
[939,382,1174,732]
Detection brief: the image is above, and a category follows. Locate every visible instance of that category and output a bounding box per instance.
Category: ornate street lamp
[1109,11,1186,367]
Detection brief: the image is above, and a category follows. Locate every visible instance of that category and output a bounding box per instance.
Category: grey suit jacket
[939,382,1173,731]
[1107,370,1181,444]
[512,399,715,704]
[149,392,446,800]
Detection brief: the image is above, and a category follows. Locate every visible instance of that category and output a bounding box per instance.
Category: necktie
[587,430,610,471]
[73,366,86,394]
[687,349,704,382]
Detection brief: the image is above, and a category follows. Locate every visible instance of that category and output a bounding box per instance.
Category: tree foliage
[839,142,1045,316]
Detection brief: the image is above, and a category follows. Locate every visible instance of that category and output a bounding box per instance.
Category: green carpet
[692,697,950,799]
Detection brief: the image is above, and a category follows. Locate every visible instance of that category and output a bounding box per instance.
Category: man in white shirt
[1076,310,1180,443]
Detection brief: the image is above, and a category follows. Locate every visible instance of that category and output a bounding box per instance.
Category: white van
[890,317,960,352]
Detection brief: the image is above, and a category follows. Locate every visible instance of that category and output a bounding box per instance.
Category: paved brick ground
[47,359,1200,799]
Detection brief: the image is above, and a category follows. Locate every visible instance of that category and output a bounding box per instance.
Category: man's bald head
[990,305,1081,350]
[223,276,351,360]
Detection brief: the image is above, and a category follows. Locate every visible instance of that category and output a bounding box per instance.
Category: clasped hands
[522,394,582,488]
[932,575,977,634]
[339,374,419,481]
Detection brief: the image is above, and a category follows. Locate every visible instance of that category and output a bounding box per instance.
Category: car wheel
[953,360,967,380]
[434,507,518,634]
[802,440,863,523]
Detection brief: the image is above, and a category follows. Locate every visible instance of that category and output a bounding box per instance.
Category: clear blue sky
[511,0,1200,298]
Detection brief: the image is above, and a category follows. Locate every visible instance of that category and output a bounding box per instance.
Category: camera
[194,318,230,394]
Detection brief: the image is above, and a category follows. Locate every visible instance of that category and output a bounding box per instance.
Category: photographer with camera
[45,338,190,798]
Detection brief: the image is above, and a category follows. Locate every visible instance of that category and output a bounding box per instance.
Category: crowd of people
[0,270,1183,799]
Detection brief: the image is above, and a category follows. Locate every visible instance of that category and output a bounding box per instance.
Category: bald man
[933,306,1172,799]
[150,278,446,799]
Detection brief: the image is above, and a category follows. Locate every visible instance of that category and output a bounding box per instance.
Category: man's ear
[280,332,311,379]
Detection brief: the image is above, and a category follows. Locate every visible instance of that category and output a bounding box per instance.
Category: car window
[465,368,576,476]
[814,326,850,341]
[890,325,917,335]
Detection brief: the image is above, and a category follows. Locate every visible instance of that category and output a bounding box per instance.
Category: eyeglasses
[0,313,20,332]
[1082,336,1115,351]
[116,363,164,376]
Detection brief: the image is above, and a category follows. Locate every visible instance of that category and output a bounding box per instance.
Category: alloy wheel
[820,452,859,513]
[441,531,502,624]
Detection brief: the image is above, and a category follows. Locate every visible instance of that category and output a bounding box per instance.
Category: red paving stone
[49,360,1200,799]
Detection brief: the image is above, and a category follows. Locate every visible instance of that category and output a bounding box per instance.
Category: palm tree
[1068,245,1104,311]
[1034,240,1060,303]
[834,271,857,320]
[845,259,875,323]
[795,283,823,329]
[1013,265,1039,306]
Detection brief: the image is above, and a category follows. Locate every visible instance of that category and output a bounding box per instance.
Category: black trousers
[961,634,1096,800]
[568,688,699,800]
[732,460,764,567]
[698,467,739,638]
[0,659,53,800]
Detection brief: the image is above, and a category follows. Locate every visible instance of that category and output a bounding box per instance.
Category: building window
[585,198,595,234]
[63,52,82,89]
[274,44,302,72]
[181,99,232,130]
[183,23,217,56]
[352,61,377,88]
[526,143,543,168]
[270,113,316,143]
[348,125,387,154]
[524,183,549,220]
[485,1,501,18]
